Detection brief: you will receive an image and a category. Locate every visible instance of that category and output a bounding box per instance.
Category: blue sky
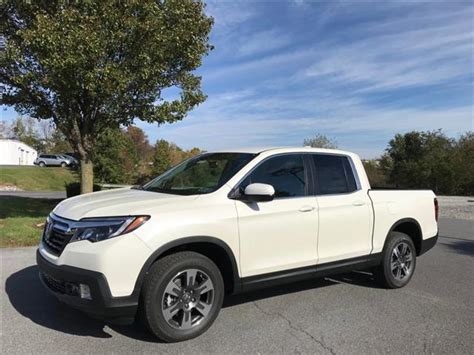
[1,1,473,158]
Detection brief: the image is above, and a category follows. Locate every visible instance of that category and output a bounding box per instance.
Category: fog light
[65,282,80,296]
[80,284,92,300]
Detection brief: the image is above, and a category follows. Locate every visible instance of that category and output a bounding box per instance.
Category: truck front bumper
[37,249,139,324]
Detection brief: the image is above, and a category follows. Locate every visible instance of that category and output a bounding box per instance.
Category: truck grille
[42,215,75,256]
[40,272,66,294]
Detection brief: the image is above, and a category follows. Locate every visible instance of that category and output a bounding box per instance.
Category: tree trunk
[80,159,94,194]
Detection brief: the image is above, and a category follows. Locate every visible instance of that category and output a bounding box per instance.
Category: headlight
[70,216,149,243]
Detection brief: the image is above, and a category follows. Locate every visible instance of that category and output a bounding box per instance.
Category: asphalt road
[1,218,473,354]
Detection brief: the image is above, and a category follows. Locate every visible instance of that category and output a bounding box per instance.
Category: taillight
[434,198,439,222]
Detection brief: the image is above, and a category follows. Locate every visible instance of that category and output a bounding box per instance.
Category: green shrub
[65,182,101,198]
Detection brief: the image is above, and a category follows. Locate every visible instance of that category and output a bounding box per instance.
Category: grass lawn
[0,166,78,191]
[0,196,62,247]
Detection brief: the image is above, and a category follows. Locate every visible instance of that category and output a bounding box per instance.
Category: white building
[0,138,38,165]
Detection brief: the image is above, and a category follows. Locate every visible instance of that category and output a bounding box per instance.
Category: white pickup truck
[37,147,438,342]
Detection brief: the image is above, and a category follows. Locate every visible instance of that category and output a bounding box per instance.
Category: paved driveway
[1,218,473,354]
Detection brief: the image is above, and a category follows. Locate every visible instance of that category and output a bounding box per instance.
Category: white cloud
[301,12,473,93]
[4,1,470,160]
[237,30,292,57]
[138,3,474,158]
[149,89,473,158]
[205,1,256,28]
[202,46,317,81]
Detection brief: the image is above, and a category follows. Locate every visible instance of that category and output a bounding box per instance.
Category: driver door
[234,154,319,278]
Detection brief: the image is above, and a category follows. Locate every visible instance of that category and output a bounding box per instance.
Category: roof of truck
[209,146,357,156]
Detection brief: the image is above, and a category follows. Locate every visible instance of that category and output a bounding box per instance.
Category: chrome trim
[48,213,148,242]
[50,213,132,230]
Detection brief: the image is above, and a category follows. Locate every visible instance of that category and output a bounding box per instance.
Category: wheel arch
[134,237,241,297]
[387,218,423,255]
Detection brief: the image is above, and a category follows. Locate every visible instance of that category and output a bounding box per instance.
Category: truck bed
[368,189,438,254]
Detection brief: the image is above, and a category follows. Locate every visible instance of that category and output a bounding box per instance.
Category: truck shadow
[5,265,113,338]
[438,236,474,257]
[5,265,379,342]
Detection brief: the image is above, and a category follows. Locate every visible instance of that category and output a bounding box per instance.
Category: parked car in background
[34,154,73,168]
[60,154,79,168]
[37,147,438,342]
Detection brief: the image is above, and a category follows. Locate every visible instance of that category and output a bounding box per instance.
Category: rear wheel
[374,231,416,288]
[141,251,224,342]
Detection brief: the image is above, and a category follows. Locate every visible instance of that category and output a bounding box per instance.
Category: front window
[143,153,256,195]
[240,154,307,198]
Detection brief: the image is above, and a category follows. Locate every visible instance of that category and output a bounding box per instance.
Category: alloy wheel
[161,268,214,330]
[390,241,414,281]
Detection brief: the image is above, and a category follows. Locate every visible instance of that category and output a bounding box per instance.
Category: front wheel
[39,161,45,167]
[374,231,416,289]
[60,162,67,168]
[141,251,224,342]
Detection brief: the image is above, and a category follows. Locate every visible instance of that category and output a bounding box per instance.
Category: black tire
[60,162,67,168]
[141,251,224,342]
[374,231,416,289]
[39,161,45,167]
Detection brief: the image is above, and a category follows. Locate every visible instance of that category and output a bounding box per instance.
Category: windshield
[143,153,256,195]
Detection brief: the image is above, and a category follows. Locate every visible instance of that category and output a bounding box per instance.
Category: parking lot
[1,217,473,354]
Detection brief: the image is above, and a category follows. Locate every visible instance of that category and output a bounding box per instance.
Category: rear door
[42,155,52,165]
[311,154,373,264]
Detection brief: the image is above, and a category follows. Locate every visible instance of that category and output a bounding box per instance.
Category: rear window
[312,155,357,195]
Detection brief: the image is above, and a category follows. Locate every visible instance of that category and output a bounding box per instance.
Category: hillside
[0,166,78,191]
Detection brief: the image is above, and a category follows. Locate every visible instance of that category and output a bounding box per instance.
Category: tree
[126,126,153,160]
[9,116,41,150]
[382,130,456,194]
[0,120,8,138]
[125,126,154,179]
[151,139,201,177]
[453,132,474,195]
[1,0,213,193]
[47,129,72,154]
[153,139,172,176]
[303,134,338,149]
[362,159,389,188]
[93,128,139,184]
[35,120,72,153]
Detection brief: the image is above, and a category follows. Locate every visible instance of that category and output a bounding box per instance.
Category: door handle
[352,201,365,206]
[299,206,315,212]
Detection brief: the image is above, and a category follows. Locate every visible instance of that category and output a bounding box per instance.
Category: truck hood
[53,188,198,220]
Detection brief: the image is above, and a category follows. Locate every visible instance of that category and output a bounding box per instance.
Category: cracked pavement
[252,301,336,354]
[1,217,473,354]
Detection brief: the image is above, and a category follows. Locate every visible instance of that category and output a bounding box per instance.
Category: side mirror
[243,183,275,202]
